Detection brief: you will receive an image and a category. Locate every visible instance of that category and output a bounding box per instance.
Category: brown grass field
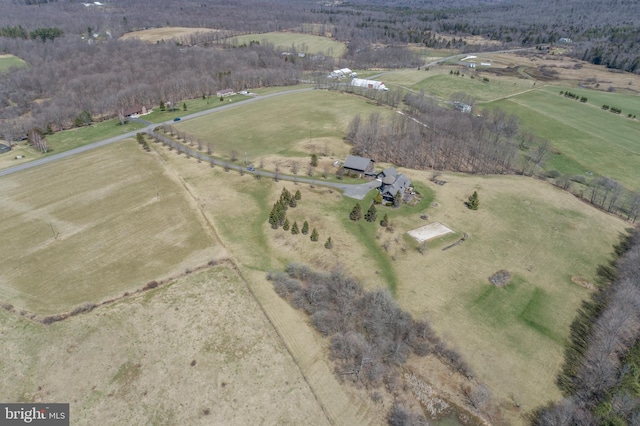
[120,27,218,43]
[151,138,629,424]
[0,266,329,425]
[0,140,221,314]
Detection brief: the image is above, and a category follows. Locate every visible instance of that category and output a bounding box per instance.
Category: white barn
[350,78,388,91]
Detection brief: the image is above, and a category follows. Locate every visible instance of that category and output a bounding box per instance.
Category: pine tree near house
[350,203,363,221]
[365,204,377,222]
[467,191,479,210]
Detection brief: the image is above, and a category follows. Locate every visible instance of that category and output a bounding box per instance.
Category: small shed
[343,155,375,177]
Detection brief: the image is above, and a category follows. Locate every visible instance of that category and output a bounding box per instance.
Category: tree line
[532,229,640,425]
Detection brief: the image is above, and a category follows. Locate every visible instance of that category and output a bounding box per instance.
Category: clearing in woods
[226,32,347,57]
[119,27,219,43]
[0,140,220,314]
[0,54,27,73]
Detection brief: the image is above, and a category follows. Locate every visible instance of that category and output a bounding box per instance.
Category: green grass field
[226,32,346,57]
[489,88,640,191]
[381,68,535,101]
[144,94,251,123]
[45,119,146,154]
[0,140,218,314]
[176,90,395,160]
[0,54,27,73]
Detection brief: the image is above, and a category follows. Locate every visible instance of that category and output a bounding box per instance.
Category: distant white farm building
[329,68,356,78]
[350,78,388,91]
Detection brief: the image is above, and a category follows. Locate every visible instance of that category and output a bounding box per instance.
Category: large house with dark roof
[377,167,412,202]
[343,155,375,177]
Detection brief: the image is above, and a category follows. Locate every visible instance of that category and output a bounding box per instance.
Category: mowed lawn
[176,90,394,160]
[44,119,146,154]
[394,172,629,413]
[0,54,27,73]
[0,140,218,314]
[227,32,346,57]
[490,88,640,192]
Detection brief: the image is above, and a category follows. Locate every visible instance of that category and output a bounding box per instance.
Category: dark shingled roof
[343,155,373,172]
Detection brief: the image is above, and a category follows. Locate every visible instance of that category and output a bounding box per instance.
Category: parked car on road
[173,117,181,122]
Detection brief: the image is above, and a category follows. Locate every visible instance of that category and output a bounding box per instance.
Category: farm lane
[0,87,314,178]
[149,130,380,200]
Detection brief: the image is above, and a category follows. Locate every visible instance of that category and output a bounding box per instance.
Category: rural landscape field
[1,0,639,425]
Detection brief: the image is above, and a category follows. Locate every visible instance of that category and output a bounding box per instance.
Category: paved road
[1,86,380,199]
[0,87,314,179]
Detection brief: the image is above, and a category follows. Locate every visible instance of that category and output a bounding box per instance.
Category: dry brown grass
[0,140,221,314]
[390,170,628,423]
[120,27,219,43]
[483,51,640,92]
[0,266,329,425]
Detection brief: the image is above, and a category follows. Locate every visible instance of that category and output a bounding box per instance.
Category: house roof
[343,155,373,171]
[123,104,152,116]
[378,167,398,184]
[381,173,411,197]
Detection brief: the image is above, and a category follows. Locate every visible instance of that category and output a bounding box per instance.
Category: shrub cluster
[269,264,472,391]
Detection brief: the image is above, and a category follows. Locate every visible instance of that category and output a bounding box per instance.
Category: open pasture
[0,140,218,314]
[177,90,395,161]
[0,266,327,425]
[226,32,346,57]
[120,27,218,43]
[382,68,535,102]
[489,88,640,192]
[393,172,629,417]
[0,54,27,73]
[43,119,146,155]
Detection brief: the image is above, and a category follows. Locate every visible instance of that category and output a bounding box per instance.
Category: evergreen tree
[159,100,166,111]
[467,191,479,210]
[380,213,389,228]
[365,204,377,222]
[373,192,383,205]
[289,197,297,208]
[310,228,319,242]
[291,221,299,235]
[183,102,187,111]
[324,237,333,249]
[302,221,309,235]
[268,202,286,229]
[349,203,363,221]
[280,188,292,206]
[283,218,290,231]
[393,190,403,207]
[310,153,318,167]
[294,189,302,200]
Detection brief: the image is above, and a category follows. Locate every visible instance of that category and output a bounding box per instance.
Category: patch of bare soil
[489,270,512,287]
[571,275,597,291]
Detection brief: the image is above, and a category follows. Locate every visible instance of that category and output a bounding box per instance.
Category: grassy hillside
[0,140,220,314]
[489,88,640,192]
[177,90,395,161]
